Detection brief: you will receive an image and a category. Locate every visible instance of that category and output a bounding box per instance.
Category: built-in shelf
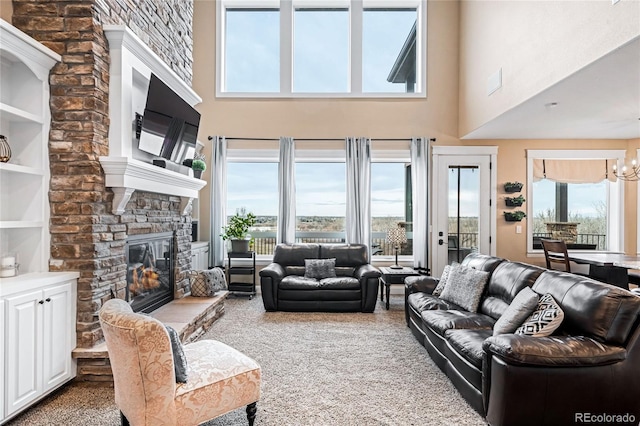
[0,102,43,123]
[0,163,44,175]
[0,221,44,229]
[100,25,205,215]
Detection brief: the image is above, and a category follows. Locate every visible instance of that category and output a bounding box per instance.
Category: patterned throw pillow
[438,264,489,312]
[515,293,564,337]
[433,262,459,297]
[304,258,337,279]
[493,287,539,335]
[165,325,188,383]
[190,267,227,297]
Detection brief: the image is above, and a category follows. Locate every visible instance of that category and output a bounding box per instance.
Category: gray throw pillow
[438,264,489,312]
[190,267,227,297]
[165,325,188,383]
[515,293,565,337]
[493,287,539,335]
[433,262,459,297]
[304,258,337,279]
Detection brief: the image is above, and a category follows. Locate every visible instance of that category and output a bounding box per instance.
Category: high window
[217,0,425,97]
[526,150,625,253]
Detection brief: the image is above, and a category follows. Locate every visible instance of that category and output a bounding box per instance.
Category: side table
[379,266,420,310]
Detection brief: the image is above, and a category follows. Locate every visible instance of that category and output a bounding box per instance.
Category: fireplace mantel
[100,25,205,215]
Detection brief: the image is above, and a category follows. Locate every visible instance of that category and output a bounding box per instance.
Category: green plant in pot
[192,159,206,179]
[505,194,526,207]
[504,210,526,222]
[221,209,257,253]
[504,181,523,193]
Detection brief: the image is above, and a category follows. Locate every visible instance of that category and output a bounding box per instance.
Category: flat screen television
[137,74,201,164]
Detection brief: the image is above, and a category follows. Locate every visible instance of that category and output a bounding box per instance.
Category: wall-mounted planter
[504,182,523,193]
[504,211,526,222]
[505,195,525,207]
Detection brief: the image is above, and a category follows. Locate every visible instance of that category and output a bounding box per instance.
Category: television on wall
[137,74,201,164]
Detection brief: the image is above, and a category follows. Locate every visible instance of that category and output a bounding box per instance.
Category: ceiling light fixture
[612,159,640,181]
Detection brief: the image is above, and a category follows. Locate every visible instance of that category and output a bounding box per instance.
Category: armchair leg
[120,411,130,426]
[246,402,257,426]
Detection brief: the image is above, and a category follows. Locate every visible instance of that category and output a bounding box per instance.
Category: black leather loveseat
[259,243,381,312]
[405,253,640,426]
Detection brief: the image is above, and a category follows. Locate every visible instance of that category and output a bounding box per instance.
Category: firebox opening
[126,231,175,313]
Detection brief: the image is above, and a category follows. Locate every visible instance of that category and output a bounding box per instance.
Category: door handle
[438,239,444,245]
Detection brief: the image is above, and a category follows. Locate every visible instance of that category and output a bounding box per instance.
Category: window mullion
[281,0,293,95]
[350,0,363,94]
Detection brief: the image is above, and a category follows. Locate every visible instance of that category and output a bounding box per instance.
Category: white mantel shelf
[100,157,206,215]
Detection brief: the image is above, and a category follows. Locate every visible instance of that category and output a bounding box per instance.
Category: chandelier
[612,159,640,181]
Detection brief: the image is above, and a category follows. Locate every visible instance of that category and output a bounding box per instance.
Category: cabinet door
[5,289,43,416]
[42,282,73,391]
[1,299,5,421]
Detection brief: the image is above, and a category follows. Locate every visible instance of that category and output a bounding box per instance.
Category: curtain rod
[208,136,436,142]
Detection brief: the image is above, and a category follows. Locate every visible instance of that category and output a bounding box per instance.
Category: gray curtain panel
[345,137,372,259]
[411,137,430,270]
[277,136,296,244]
[209,136,227,267]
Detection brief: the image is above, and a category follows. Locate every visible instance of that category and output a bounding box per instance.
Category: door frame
[431,146,498,277]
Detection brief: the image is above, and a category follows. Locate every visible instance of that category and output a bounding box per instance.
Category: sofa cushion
[304,258,337,279]
[479,261,545,320]
[273,243,320,266]
[460,253,505,274]
[280,275,360,290]
[319,277,360,290]
[515,294,564,337]
[493,286,539,336]
[433,262,459,297]
[422,309,495,337]
[439,265,489,312]
[445,328,493,369]
[533,270,640,345]
[408,292,465,314]
[280,276,321,290]
[320,244,368,267]
[166,325,188,383]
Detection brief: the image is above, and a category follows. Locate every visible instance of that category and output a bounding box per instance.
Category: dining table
[566,252,640,289]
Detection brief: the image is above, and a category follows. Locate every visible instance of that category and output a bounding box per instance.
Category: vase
[230,239,250,253]
[0,135,11,163]
[193,169,202,179]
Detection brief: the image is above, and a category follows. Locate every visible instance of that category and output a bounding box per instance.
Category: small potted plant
[505,194,525,207]
[192,159,206,179]
[221,209,257,253]
[504,181,523,193]
[504,210,526,222]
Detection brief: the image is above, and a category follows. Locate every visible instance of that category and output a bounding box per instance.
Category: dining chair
[99,298,261,426]
[540,238,573,272]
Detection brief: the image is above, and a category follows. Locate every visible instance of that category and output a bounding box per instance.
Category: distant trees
[532,200,607,236]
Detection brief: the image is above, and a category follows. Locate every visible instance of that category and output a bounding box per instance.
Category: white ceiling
[462,37,640,140]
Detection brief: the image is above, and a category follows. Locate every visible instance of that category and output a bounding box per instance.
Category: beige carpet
[7,293,485,426]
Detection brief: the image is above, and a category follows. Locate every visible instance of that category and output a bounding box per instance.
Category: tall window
[227,162,278,254]
[526,150,625,253]
[217,0,425,96]
[295,162,346,241]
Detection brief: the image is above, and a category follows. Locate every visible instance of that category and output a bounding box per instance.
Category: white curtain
[411,137,430,270]
[209,136,227,267]
[277,137,296,244]
[345,137,371,258]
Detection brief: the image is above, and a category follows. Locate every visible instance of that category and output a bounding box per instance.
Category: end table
[379,266,420,310]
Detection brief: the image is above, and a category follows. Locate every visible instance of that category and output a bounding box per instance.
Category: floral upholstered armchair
[99,299,261,426]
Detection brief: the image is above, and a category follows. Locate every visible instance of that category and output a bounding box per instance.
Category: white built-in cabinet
[0,20,79,424]
[192,241,210,270]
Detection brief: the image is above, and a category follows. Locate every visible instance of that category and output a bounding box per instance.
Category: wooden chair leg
[120,411,130,426]
[246,402,257,426]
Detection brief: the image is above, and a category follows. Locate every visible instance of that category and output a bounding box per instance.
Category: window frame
[216,0,427,98]
[525,149,626,255]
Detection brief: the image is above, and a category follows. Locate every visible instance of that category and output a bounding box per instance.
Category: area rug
[7,294,485,426]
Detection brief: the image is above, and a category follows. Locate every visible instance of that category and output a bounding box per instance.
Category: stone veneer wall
[11,0,195,348]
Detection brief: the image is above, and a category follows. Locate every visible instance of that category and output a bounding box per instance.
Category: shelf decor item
[0,135,11,162]
[504,181,523,193]
[0,253,18,277]
[504,211,526,222]
[505,194,525,207]
[191,158,206,179]
[221,208,257,253]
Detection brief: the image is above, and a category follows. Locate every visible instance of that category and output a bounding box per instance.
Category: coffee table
[379,266,420,310]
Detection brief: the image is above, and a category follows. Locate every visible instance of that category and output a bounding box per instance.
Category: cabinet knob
[38,300,44,304]
[46,298,51,302]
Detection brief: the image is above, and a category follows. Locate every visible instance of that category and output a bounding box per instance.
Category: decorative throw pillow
[165,325,188,383]
[433,262,459,297]
[438,264,489,312]
[515,293,564,337]
[190,267,227,297]
[304,258,337,279]
[493,287,539,336]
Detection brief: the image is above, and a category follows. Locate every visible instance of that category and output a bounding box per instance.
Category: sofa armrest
[258,263,285,280]
[404,275,438,295]
[354,264,381,281]
[483,334,626,367]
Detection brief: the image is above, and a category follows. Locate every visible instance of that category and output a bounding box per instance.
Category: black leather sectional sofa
[259,243,381,312]
[405,253,640,426]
